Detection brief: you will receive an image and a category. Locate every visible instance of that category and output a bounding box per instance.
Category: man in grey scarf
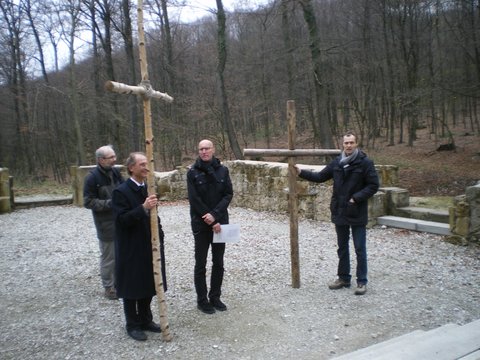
[295,131,379,295]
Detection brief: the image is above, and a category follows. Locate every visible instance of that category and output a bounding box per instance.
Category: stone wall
[5,163,479,244]
[0,168,12,213]
[449,182,480,245]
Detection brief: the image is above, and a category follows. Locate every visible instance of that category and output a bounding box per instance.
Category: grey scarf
[340,148,359,166]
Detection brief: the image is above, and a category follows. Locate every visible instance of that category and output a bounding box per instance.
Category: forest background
[0,0,479,197]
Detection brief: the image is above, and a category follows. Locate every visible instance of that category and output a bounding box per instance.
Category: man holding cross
[112,152,167,341]
[296,131,379,295]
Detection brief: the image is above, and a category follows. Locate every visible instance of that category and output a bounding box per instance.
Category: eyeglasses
[103,155,116,160]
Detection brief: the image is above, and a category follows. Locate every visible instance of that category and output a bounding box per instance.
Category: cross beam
[243,101,340,288]
[105,0,173,342]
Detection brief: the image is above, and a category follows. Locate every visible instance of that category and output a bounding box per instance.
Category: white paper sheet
[212,224,240,243]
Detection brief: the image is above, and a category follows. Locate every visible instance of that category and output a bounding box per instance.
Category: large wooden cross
[244,100,340,289]
[105,0,173,342]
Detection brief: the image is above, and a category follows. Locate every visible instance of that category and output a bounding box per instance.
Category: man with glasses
[84,145,124,300]
[187,139,233,314]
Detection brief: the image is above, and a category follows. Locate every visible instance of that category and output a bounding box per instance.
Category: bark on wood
[105,80,173,103]
[136,0,172,341]
[287,100,300,289]
[243,149,341,157]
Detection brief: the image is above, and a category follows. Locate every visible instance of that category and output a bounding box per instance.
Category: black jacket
[299,151,379,226]
[83,166,124,242]
[112,179,166,299]
[187,156,233,232]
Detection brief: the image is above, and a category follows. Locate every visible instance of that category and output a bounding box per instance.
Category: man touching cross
[295,131,379,295]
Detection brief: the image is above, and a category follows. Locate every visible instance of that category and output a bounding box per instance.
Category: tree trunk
[216,0,243,159]
[299,0,334,149]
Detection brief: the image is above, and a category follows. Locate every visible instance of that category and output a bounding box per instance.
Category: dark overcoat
[112,179,166,299]
[299,151,379,226]
[187,156,233,232]
[83,166,124,242]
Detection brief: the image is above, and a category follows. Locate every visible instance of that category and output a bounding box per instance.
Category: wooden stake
[287,100,300,288]
[242,100,341,288]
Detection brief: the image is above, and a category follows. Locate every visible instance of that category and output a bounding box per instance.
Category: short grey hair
[95,145,114,159]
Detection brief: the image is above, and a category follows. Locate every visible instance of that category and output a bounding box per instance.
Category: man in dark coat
[296,131,379,295]
[187,139,233,314]
[111,152,167,341]
[83,145,124,300]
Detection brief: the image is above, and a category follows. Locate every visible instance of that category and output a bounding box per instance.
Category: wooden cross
[244,100,340,289]
[105,0,173,342]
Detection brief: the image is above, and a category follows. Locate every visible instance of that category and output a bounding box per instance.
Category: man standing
[84,145,124,300]
[187,139,233,314]
[296,131,379,295]
[112,152,167,341]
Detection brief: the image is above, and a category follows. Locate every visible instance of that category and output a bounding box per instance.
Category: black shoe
[127,328,147,341]
[210,298,227,311]
[197,300,215,314]
[142,321,161,333]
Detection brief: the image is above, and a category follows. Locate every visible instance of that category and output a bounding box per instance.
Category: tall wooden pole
[287,100,300,288]
[137,0,172,341]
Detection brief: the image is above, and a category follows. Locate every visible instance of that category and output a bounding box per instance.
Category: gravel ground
[1,202,479,359]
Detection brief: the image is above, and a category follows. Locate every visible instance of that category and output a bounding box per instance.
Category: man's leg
[194,231,210,303]
[99,240,117,299]
[209,242,226,309]
[335,225,352,283]
[352,225,368,285]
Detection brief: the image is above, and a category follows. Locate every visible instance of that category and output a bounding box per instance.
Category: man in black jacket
[187,139,233,314]
[84,145,124,300]
[296,131,379,295]
[111,152,167,341]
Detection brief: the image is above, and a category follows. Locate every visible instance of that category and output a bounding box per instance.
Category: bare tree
[215,0,243,159]
[299,0,334,149]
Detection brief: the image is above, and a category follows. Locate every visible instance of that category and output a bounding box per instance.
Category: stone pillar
[0,168,11,214]
[466,182,480,244]
[70,166,96,206]
[448,195,470,245]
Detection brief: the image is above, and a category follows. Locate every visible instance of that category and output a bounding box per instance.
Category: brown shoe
[354,284,367,295]
[104,287,118,300]
[328,278,351,290]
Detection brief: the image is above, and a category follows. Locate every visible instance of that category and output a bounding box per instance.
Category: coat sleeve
[299,161,335,183]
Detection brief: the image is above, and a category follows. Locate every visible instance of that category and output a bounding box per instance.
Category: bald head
[198,139,214,162]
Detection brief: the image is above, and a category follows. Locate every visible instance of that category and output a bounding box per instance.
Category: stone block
[381,187,410,212]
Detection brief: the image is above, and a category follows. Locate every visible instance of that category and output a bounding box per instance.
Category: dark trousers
[335,225,368,285]
[194,230,225,303]
[123,297,153,331]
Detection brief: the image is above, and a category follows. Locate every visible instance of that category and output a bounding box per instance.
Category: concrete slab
[332,320,480,360]
[394,206,449,223]
[377,216,451,235]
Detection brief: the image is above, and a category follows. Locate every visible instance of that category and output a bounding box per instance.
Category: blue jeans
[335,225,368,285]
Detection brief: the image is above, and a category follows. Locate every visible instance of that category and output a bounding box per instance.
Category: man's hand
[143,194,158,210]
[202,213,215,225]
[212,223,221,233]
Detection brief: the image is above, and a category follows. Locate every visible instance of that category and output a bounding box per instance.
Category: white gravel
[0,202,479,359]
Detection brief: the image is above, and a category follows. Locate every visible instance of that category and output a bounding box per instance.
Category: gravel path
[1,202,479,359]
